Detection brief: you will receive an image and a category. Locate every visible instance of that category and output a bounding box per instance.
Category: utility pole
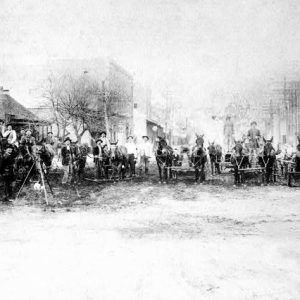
[102,80,110,139]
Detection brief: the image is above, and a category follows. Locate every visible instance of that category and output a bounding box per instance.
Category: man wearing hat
[18,128,26,143]
[223,115,234,152]
[99,131,111,151]
[247,121,261,155]
[93,139,104,179]
[61,137,75,184]
[2,123,17,147]
[45,131,57,157]
[20,128,36,156]
[125,136,138,177]
[0,144,17,201]
[138,135,153,175]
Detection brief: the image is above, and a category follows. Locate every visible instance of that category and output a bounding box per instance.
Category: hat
[64,137,72,143]
[99,131,107,136]
[25,128,32,132]
[250,121,257,126]
[47,131,53,135]
[142,135,149,140]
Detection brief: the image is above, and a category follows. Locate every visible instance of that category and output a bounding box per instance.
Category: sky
[1,0,300,107]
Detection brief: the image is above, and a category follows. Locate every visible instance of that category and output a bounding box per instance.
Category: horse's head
[157,137,172,156]
[195,134,204,147]
[110,142,118,158]
[208,141,216,154]
[263,137,275,157]
[233,140,244,156]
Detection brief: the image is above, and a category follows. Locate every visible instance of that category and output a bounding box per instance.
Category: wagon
[286,161,300,187]
[170,148,194,180]
[230,151,267,184]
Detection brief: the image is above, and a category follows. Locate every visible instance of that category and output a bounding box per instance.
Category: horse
[109,142,128,180]
[15,143,36,181]
[231,140,250,184]
[276,143,294,178]
[36,141,55,173]
[191,135,207,183]
[207,142,222,175]
[155,137,173,183]
[258,137,277,183]
[73,144,89,183]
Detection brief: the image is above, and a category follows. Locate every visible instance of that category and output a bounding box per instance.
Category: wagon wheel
[288,173,295,187]
[172,170,178,180]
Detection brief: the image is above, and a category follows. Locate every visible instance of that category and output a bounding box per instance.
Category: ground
[0,168,300,299]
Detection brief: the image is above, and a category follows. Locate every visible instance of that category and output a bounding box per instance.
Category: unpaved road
[0,182,299,299]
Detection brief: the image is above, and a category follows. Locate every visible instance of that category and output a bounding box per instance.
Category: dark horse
[109,142,128,180]
[207,142,222,175]
[36,141,54,173]
[258,137,277,183]
[231,140,250,184]
[156,137,173,183]
[191,135,207,183]
[73,144,89,183]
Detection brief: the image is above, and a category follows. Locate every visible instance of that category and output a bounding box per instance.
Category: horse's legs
[234,166,239,184]
[195,168,199,182]
[200,165,205,182]
[163,166,168,182]
[157,163,162,182]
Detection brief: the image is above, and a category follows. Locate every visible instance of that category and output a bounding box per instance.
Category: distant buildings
[24,58,167,144]
[0,86,48,135]
[263,79,300,147]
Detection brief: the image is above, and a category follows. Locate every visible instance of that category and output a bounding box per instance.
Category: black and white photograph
[0,0,300,299]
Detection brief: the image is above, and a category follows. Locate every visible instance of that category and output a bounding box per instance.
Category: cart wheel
[288,173,295,187]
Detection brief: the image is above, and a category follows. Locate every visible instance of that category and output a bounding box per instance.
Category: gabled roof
[0,93,40,122]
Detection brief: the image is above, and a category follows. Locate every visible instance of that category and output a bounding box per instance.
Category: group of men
[0,122,59,201]
[92,131,153,178]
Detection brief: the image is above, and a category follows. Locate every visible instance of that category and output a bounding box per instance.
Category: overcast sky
[1,0,300,106]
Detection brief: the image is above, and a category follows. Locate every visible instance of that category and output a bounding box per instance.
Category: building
[0,86,48,137]
[263,79,300,147]
[107,61,134,143]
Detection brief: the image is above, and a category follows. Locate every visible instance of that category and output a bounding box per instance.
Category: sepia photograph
[0,0,300,299]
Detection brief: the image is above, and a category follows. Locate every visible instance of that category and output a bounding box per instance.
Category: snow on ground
[0,182,299,299]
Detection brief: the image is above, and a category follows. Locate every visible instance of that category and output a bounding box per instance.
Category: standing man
[223,116,234,152]
[247,121,261,156]
[125,136,138,177]
[18,128,26,143]
[0,144,17,202]
[20,129,36,156]
[45,131,57,157]
[99,131,111,151]
[138,135,153,175]
[2,123,17,147]
[93,139,103,179]
[61,137,75,184]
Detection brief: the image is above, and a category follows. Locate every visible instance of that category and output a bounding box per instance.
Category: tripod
[16,155,54,205]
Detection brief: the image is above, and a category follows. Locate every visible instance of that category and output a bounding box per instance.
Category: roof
[0,92,41,122]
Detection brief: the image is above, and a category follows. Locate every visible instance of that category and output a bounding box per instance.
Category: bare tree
[42,74,70,139]
[42,73,105,143]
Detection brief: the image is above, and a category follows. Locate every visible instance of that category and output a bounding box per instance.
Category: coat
[61,145,76,166]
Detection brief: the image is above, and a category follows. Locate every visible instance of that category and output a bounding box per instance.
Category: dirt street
[0,182,299,299]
